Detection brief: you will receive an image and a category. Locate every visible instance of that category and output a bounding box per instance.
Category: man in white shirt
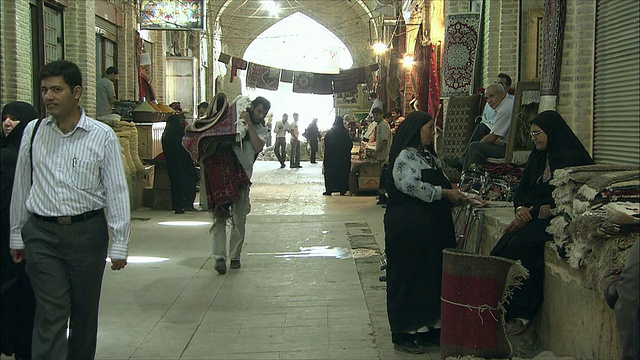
[469,73,515,144]
[289,113,302,168]
[10,60,130,360]
[273,113,289,168]
[369,91,383,119]
[96,66,118,117]
[446,83,514,171]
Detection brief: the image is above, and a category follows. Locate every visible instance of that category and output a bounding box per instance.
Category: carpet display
[441,94,482,180]
[292,71,314,93]
[245,63,280,91]
[441,249,528,358]
[540,0,567,95]
[441,13,481,97]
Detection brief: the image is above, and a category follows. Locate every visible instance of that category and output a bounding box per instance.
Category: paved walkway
[91,161,439,359]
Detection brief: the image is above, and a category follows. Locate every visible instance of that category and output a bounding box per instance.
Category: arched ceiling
[211,0,381,67]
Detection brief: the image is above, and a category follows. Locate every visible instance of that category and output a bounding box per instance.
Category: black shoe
[415,329,440,348]
[340,191,347,196]
[280,164,285,168]
[230,259,241,269]
[393,341,425,354]
[444,157,463,169]
[376,200,386,205]
[214,258,227,274]
[174,209,185,214]
[323,191,332,196]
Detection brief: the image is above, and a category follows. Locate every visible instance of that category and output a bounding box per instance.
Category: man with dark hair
[368,91,383,120]
[370,107,392,205]
[96,66,118,117]
[10,59,131,359]
[211,96,270,274]
[390,107,405,134]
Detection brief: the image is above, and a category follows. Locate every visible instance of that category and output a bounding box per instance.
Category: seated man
[445,83,514,170]
[469,73,514,143]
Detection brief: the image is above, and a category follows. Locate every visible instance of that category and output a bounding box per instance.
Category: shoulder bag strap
[30,118,44,184]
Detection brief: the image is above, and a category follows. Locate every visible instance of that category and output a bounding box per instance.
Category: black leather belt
[32,209,104,225]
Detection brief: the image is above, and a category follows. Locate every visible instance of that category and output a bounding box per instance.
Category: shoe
[444,157,463,170]
[393,341,425,354]
[507,318,529,336]
[415,329,440,348]
[376,200,386,205]
[280,164,285,168]
[230,259,241,269]
[323,191,332,196]
[214,258,227,274]
[340,191,347,196]
[174,209,185,214]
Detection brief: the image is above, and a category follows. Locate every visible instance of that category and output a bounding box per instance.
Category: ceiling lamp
[262,0,281,18]
[373,41,387,54]
[402,54,415,68]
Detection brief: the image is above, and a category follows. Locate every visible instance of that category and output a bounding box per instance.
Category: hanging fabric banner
[312,74,334,95]
[280,69,294,83]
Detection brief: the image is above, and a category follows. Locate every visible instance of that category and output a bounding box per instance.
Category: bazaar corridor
[92,161,429,360]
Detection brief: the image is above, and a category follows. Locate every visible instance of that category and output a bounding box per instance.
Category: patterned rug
[441,13,481,97]
[246,63,280,91]
[293,71,314,93]
[442,94,482,180]
[541,0,567,96]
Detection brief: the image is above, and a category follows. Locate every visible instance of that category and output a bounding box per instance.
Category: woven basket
[440,249,528,358]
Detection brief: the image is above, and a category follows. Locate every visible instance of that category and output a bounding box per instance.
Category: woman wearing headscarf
[322,116,352,196]
[491,110,594,336]
[384,111,469,354]
[1,101,38,360]
[162,114,198,214]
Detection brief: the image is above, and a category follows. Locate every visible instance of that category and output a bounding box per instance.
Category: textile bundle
[441,13,481,97]
[182,94,251,162]
[547,164,639,291]
[441,249,529,358]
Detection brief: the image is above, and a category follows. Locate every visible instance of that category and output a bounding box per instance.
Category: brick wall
[556,0,595,153]
[118,2,138,101]
[65,0,97,116]
[498,0,519,83]
[150,31,166,103]
[0,0,33,104]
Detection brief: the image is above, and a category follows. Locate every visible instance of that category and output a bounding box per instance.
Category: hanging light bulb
[402,54,415,68]
[373,41,387,54]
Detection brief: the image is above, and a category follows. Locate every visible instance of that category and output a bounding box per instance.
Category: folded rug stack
[547,164,639,291]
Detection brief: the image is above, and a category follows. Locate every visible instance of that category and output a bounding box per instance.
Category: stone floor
[2,160,440,360]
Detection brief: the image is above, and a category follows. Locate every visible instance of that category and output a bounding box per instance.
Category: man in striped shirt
[9,60,131,360]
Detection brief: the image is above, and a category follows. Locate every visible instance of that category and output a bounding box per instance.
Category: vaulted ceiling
[211,0,387,67]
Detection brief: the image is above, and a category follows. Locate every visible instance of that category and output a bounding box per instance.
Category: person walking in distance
[304,118,321,164]
[9,60,131,360]
[274,113,289,168]
[289,112,302,168]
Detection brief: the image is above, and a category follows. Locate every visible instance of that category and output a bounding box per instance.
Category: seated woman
[384,111,470,354]
[490,110,594,335]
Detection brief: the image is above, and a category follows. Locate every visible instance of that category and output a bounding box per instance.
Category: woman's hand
[506,218,526,232]
[515,206,534,222]
[443,189,467,204]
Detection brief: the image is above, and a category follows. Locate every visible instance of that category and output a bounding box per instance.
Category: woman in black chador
[1,101,39,360]
[491,110,594,335]
[162,114,198,214]
[384,111,468,354]
[322,116,352,195]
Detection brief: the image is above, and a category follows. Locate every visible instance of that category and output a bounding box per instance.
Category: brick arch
[211,0,377,67]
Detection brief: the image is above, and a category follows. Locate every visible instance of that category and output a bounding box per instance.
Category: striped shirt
[10,107,131,259]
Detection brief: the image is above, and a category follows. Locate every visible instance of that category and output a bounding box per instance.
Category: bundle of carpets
[546,164,639,291]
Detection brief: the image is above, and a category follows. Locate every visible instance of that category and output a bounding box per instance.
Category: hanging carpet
[246,63,281,91]
[441,94,482,181]
[441,13,481,97]
[293,71,314,93]
[312,74,334,95]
